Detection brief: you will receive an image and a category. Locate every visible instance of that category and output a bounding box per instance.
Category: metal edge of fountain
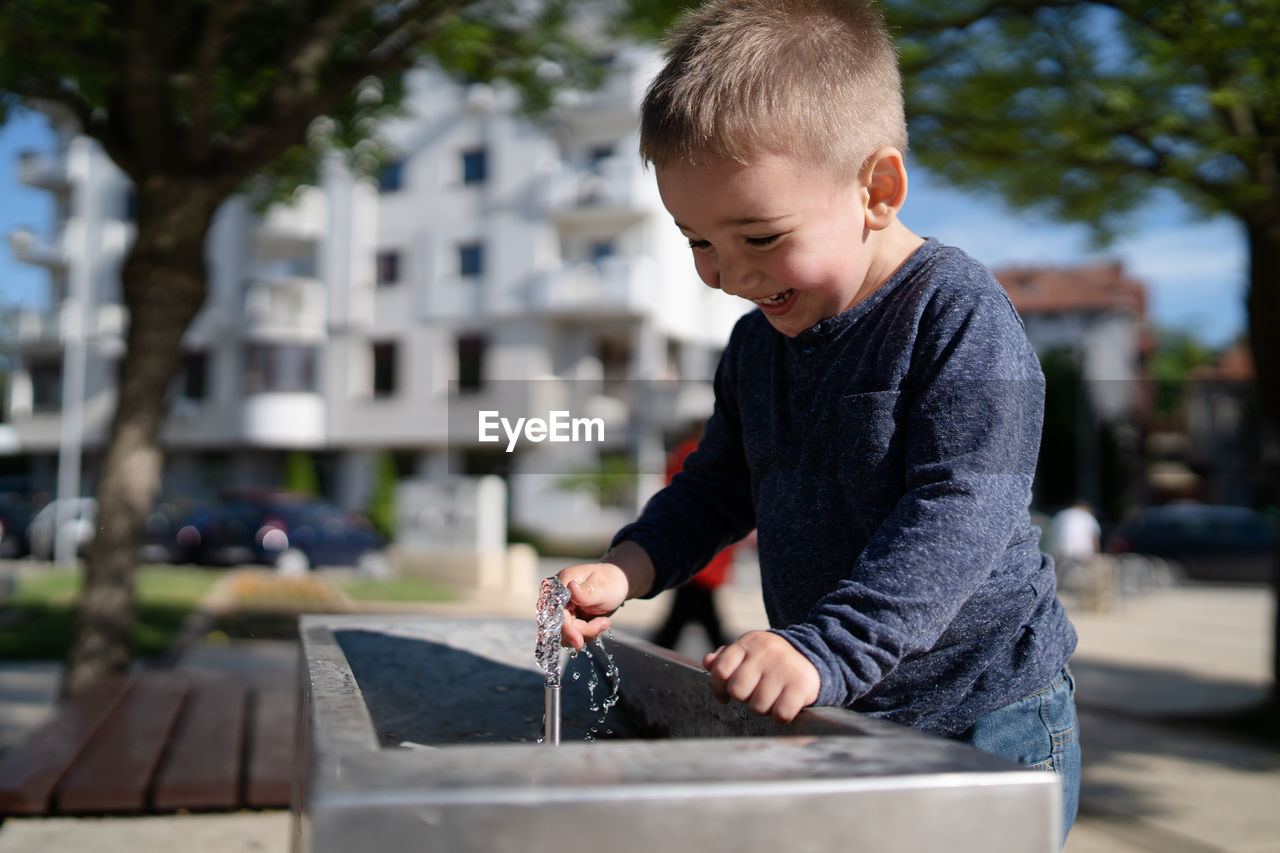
[292,613,1061,853]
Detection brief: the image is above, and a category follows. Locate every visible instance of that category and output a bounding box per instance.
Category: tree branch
[116,0,179,170]
[6,77,96,132]
[218,42,422,183]
[218,0,480,180]
[187,0,256,164]
[272,0,380,108]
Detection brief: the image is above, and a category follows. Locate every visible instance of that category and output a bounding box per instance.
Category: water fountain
[293,613,1060,852]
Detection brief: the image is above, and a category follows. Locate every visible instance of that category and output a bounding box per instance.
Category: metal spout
[544,684,561,746]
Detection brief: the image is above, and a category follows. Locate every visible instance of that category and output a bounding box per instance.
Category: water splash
[535,576,571,688]
[583,634,621,740]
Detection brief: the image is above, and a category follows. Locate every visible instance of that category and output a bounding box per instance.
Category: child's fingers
[706,642,747,704]
[566,578,593,606]
[747,670,788,719]
[769,687,808,724]
[726,662,763,705]
[562,614,610,650]
[560,619,585,651]
[581,615,611,640]
[702,646,725,670]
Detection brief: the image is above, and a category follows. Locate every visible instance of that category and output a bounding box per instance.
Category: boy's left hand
[703,631,820,724]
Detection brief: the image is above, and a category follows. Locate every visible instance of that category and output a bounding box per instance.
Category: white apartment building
[3,47,749,546]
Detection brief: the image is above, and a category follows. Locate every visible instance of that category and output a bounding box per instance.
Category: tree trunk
[61,182,220,697]
[1244,216,1280,710]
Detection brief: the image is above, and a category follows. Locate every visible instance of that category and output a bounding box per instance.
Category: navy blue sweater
[615,239,1077,737]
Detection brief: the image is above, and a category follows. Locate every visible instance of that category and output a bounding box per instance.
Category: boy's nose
[717,255,759,297]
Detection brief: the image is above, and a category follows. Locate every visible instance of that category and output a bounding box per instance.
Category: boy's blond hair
[639,0,907,180]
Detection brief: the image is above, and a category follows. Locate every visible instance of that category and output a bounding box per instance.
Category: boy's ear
[861,147,908,230]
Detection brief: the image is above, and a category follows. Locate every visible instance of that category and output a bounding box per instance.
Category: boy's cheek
[693,257,721,290]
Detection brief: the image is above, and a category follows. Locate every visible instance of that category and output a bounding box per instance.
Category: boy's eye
[687,238,711,250]
[746,234,780,247]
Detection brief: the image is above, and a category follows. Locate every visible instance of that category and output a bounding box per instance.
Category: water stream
[535,576,621,743]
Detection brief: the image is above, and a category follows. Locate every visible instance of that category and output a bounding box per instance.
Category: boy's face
[656,151,881,338]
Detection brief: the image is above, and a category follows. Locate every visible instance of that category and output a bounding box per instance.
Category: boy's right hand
[557,562,630,650]
[556,539,655,651]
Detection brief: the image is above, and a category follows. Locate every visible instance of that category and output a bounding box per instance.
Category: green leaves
[883,0,1280,234]
[0,0,617,195]
[422,0,606,114]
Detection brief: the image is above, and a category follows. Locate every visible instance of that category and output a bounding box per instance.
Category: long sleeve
[612,319,758,592]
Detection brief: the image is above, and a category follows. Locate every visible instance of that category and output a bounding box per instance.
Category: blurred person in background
[652,428,742,651]
[1051,500,1103,605]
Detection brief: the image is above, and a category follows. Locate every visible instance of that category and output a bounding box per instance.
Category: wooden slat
[244,689,297,809]
[151,676,248,811]
[0,676,133,815]
[55,672,189,814]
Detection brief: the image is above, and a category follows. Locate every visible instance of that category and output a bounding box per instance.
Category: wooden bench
[0,670,296,815]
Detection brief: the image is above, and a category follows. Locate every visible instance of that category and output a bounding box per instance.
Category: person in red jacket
[652,432,738,651]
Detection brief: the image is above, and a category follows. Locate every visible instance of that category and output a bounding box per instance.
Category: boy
[555,0,1080,838]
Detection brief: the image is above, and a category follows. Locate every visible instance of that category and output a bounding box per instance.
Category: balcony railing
[14,304,128,347]
[6,228,67,271]
[241,392,326,447]
[14,307,60,345]
[540,157,648,226]
[243,276,327,338]
[522,256,655,317]
[17,149,69,191]
[258,187,327,241]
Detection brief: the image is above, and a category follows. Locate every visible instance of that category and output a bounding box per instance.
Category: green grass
[0,567,219,661]
[334,574,458,603]
[0,567,460,660]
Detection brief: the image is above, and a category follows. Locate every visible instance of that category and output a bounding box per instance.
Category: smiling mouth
[753,289,794,306]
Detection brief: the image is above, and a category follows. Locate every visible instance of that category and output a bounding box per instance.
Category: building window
[589,240,616,263]
[245,344,318,394]
[457,334,487,392]
[257,255,315,280]
[458,242,484,278]
[377,159,405,193]
[28,356,62,412]
[461,148,488,185]
[180,351,208,400]
[372,342,398,398]
[596,336,631,383]
[588,144,614,166]
[376,250,400,286]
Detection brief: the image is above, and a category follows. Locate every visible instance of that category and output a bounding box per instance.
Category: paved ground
[1,566,1277,852]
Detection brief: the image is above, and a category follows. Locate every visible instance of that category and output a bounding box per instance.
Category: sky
[0,107,1250,349]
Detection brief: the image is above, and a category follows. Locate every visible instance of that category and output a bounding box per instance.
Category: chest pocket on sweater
[835,391,904,523]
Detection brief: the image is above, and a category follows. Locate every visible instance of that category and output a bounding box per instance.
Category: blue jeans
[956,667,1080,847]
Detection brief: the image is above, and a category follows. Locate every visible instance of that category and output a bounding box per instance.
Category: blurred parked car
[1106,503,1277,583]
[139,498,218,564]
[197,490,388,575]
[28,498,98,562]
